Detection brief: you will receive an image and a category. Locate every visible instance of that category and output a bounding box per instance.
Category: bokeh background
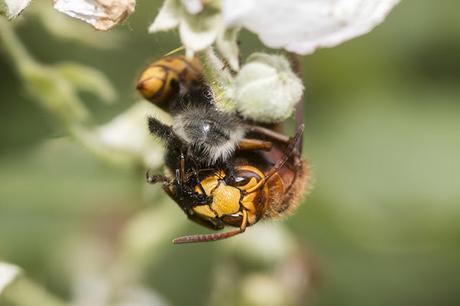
[1,0,460,305]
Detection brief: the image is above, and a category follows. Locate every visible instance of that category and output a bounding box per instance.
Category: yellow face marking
[192,205,216,219]
[194,175,219,195]
[211,184,241,217]
[194,171,240,218]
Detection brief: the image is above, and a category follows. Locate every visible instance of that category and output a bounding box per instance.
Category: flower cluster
[3,0,400,61]
[149,0,400,67]
[2,0,400,124]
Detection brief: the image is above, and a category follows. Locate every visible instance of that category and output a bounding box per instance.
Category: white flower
[233,53,304,123]
[241,274,288,306]
[149,0,222,57]
[149,0,399,68]
[223,222,296,266]
[149,0,240,69]
[53,0,135,31]
[95,101,167,168]
[180,0,203,15]
[1,0,31,19]
[221,0,400,55]
[0,262,21,295]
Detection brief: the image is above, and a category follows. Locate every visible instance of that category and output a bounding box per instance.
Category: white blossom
[178,5,221,53]
[149,0,399,68]
[148,0,180,32]
[180,0,203,15]
[149,0,222,56]
[1,0,32,19]
[216,26,240,70]
[221,0,400,55]
[95,101,166,168]
[149,0,238,68]
[242,274,287,306]
[223,222,296,266]
[0,262,21,295]
[53,0,135,31]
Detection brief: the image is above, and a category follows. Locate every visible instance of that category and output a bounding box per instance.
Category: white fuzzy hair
[172,112,245,165]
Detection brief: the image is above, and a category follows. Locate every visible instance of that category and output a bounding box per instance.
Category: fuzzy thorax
[172,107,245,165]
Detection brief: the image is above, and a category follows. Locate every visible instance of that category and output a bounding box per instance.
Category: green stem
[0,17,38,74]
[0,17,144,168]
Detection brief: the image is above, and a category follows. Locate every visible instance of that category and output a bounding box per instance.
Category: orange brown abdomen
[264,158,310,219]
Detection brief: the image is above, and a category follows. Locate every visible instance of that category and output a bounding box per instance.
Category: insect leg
[146,170,170,185]
[245,125,291,144]
[179,152,186,183]
[245,124,304,194]
[237,138,273,152]
[147,117,176,141]
[190,168,207,195]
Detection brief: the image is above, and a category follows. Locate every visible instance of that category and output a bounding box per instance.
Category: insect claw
[146,171,169,185]
[146,170,154,183]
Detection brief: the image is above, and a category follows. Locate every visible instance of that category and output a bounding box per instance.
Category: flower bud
[234,53,304,123]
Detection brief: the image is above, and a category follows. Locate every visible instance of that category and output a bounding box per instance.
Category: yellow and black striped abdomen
[137,55,202,107]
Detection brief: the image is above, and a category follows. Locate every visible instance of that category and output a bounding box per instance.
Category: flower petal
[2,0,32,19]
[216,26,240,70]
[222,0,400,54]
[179,5,221,52]
[0,262,21,295]
[180,0,203,15]
[53,0,135,31]
[148,0,180,33]
[96,101,167,168]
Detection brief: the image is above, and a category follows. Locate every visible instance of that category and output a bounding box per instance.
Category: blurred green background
[1,0,460,305]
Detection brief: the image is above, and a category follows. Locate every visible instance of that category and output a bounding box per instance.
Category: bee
[138,55,259,168]
[147,124,310,244]
[136,55,202,111]
[146,84,256,170]
[141,54,310,243]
